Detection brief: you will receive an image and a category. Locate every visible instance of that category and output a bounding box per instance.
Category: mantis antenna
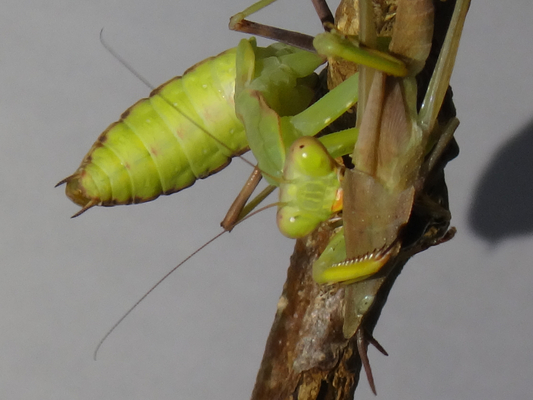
[93,200,279,360]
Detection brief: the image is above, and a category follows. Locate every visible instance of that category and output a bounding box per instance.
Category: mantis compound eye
[288,137,337,178]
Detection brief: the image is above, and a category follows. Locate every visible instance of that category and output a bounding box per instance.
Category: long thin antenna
[93,199,279,359]
[94,230,226,360]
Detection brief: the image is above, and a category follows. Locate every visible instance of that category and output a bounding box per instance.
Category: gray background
[2,0,533,399]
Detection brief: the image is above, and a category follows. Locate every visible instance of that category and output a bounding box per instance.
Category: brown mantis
[230,0,469,393]
[313,0,468,391]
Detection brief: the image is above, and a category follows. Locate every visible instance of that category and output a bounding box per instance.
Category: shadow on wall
[468,117,533,243]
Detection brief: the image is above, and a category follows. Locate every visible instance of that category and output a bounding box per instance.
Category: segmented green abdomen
[62,47,246,211]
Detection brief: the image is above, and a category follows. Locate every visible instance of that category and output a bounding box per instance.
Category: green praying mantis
[57,1,405,253]
[58,0,467,281]
[58,0,469,389]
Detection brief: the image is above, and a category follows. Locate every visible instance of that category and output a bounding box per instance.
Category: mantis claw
[356,327,388,395]
[364,329,388,357]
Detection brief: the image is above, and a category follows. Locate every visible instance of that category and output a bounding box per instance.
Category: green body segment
[61,39,324,212]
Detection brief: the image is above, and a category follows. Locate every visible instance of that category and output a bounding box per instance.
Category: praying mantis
[308,0,468,392]
[58,0,469,393]
[56,1,408,242]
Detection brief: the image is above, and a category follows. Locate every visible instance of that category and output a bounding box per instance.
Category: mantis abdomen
[59,40,323,216]
[60,48,248,214]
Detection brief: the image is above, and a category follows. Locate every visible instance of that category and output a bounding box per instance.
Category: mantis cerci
[57,0,469,394]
